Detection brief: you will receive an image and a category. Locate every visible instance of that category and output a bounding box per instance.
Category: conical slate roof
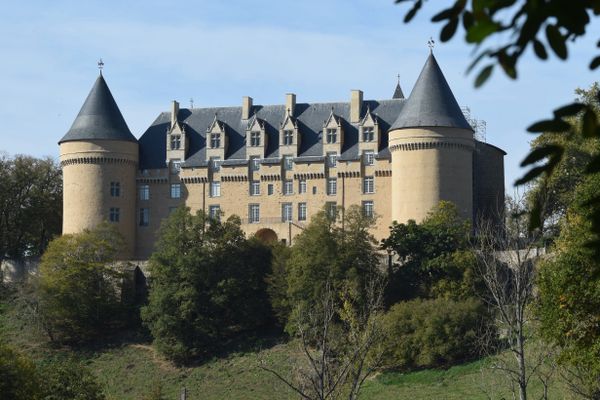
[392,82,404,99]
[391,54,472,131]
[59,74,137,144]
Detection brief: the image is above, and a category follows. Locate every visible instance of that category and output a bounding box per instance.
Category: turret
[388,53,474,223]
[59,72,139,259]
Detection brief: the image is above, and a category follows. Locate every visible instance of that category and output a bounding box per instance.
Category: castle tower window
[282,203,292,222]
[170,183,181,199]
[326,128,337,144]
[110,182,120,197]
[139,184,150,201]
[362,127,374,142]
[298,203,307,221]
[299,179,307,194]
[250,156,260,171]
[327,152,337,168]
[363,177,374,194]
[326,202,337,219]
[283,179,293,195]
[170,135,181,150]
[210,157,221,172]
[170,160,181,174]
[283,155,293,170]
[250,131,261,147]
[363,150,375,166]
[362,201,374,218]
[209,205,221,220]
[109,207,120,222]
[283,130,294,145]
[250,181,261,196]
[327,178,337,196]
[249,204,260,223]
[139,208,149,226]
[268,184,274,195]
[210,181,221,197]
[210,133,221,149]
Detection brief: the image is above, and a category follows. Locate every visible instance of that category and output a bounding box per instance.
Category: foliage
[536,172,600,397]
[38,358,106,400]
[0,154,62,260]
[381,297,488,370]
[285,205,381,334]
[382,201,479,303]
[265,241,292,327]
[0,341,41,400]
[37,222,125,342]
[141,207,273,362]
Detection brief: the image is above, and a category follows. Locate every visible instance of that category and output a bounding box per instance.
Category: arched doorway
[255,228,278,242]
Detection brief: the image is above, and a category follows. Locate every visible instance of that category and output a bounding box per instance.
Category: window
[110,182,120,197]
[298,203,307,221]
[250,131,261,147]
[169,207,178,214]
[363,150,375,166]
[326,202,337,219]
[139,208,149,226]
[250,181,260,196]
[282,203,292,222]
[299,179,307,194]
[170,135,181,150]
[362,127,374,142]
[283,130,294,145]
[250,156,260,171]
[363,176,374,194]
[327,178,337,196]
[171,160,181,174]
[283,180,293,195]
[139,184,150,200]
[327,152,337,168]
[209,205,221,220]
[109,207,120,222]
[312,186,317,195]
[283,155,293,171]
[326,128,337,144]
[210,157,221,172]
[249,204,260,223]
[210,181,221,197]
[210,133,221,148]
[170,183,181,199]
[268,184,274,195]
[362,201,374,218]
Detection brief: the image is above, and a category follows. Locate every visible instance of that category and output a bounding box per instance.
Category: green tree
[141,207,273,362]
[265,241,292,327]
[38,358,106,400]
[0,342,41,400]
[0,154,62,260]
[37,223,125,342]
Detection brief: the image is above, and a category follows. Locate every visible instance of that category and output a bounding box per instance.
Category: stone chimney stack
[350,90,363,123]
[286,93,296,116]
[171,100,179,128]
[242,96,253,120]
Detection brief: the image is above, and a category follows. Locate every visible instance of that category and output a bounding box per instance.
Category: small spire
[397,74,401,85]
[190,98,194,109]
[97,58,104,75]
[427,37,435,53]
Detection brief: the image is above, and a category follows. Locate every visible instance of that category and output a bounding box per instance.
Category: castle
[59,53,505,260]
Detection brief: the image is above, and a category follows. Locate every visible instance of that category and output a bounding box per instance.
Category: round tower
[389,53,475,223]
[59,72,138,258]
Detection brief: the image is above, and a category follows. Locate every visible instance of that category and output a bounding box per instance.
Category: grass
[0,284,576,400]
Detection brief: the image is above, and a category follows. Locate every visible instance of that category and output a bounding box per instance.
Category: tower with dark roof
[59,73,139,258]
[388,53,476,223]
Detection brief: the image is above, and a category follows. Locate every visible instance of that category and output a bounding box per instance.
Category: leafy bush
[38,358,105,400]
[381,297,490,370]
[0,342,40,400]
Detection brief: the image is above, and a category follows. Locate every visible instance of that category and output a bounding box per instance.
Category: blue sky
[1,0,598,190]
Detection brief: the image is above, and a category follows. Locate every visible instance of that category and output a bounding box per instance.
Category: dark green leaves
[475,65,493,87]
[441,18,459,42]
[402,0,422,23]
[533,39,548,60]
[527,119,571,133]
[553,103,586,118]
[590,55,600,69]
[545,24,568,60]
[520,145,563,167]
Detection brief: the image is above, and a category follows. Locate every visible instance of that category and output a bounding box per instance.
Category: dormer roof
[392,82,404,99]
[59,74,136,144]
[391,54,472,131]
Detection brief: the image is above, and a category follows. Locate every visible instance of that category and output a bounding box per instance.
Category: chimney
[242,96,253,120]
[350,90,363,123]
[171,100,179,128]
[286,93,296,116]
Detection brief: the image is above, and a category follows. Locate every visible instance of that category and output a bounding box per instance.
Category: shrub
[381,297,490,370]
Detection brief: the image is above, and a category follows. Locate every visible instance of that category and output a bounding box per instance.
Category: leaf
[533,39,548,60]
[515,165,548,186]
[441,18,459,42]
[545,24,567,60]
[520,145,562,167]
[590,55,600,70]
[528,200,543,231]
[527,119,571,133]
[553,103,586,118]
[431,7,454,22]
[582,108,598,138]
[404,0,422,23]
[474,65,493,87]
[462,10,474,30]
[466,19,501,43]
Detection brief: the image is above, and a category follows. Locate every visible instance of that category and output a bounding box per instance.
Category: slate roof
[390,53,472,131]
[392,82,405,99]
[60,74,137,144]
[139,99,405,170]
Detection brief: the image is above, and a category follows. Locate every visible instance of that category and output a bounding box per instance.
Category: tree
[0,154,62,260]
[394,1,600,242]
[37,358,106,400]
[37,222,125,342]
[0,342,41,400]
[141,207,273,362]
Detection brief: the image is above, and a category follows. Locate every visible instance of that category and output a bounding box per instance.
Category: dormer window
[362,127,374,142]
[170,135,181,150]
[326,128,337,144]
[250,131,261,147]
[210,133,221,149]
[283,130,294,145]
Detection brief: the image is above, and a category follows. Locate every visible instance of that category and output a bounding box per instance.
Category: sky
[1,0,598,191]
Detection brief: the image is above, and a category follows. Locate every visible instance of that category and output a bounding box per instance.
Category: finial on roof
[427,37,435,53]
[97,58,104,75]
[397,74,400,84]
[190,98,194,109]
